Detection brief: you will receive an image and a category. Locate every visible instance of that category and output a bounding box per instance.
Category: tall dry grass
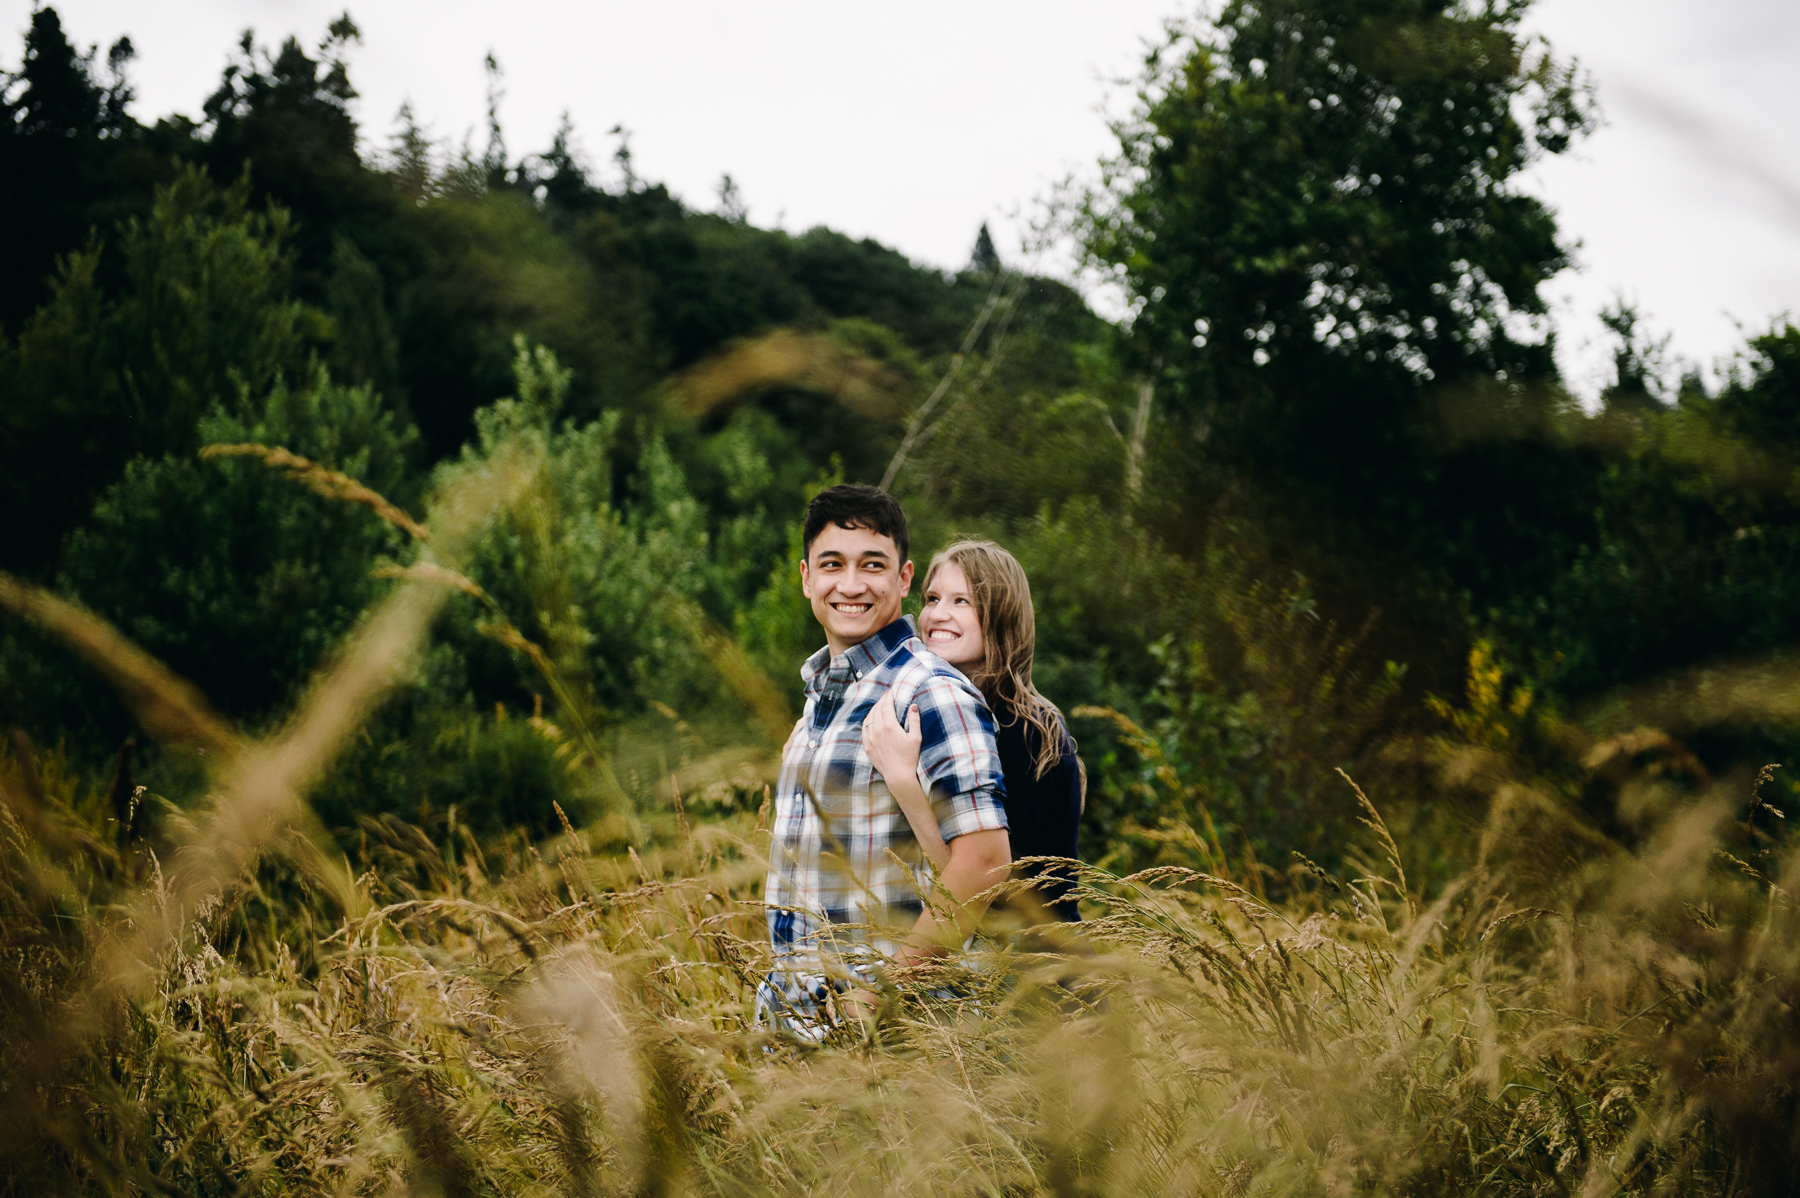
[4,682,1799,1194]
[4,443,1800,1196]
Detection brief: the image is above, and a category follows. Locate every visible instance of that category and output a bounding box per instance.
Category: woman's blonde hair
[924,539,1071,779]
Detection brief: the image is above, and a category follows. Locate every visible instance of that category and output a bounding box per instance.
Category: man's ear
[899,559,915,594]
[800,558,813,598]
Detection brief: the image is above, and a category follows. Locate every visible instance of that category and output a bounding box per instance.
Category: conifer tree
[970,222,1001,274]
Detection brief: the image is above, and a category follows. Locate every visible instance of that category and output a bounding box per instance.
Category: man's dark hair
[803,484,909,564]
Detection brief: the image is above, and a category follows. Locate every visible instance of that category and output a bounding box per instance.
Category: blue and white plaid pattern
[759,616,1006,1036]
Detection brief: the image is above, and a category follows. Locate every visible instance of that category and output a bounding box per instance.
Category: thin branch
[902,277,1026,462]
[1125,360,1160,498]
[880,270,1012,491]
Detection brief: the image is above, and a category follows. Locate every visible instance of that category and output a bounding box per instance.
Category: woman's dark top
[994,708,1083,922]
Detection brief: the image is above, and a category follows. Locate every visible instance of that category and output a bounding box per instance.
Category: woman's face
[920,561,985,669]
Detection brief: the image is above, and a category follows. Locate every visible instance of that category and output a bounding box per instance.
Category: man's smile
[801,522,914,655]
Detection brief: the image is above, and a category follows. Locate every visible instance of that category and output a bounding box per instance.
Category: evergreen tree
[0,8,157,332]
[970,222,1001,274]
[199,19,377,284]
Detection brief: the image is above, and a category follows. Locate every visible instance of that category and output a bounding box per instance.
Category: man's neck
[824,616,909,661]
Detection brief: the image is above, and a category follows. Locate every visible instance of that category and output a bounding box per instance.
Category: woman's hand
[863,699,922,785]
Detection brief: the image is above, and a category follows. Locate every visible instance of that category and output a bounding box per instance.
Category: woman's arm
[898,826,1011,964]
[862,699,950,870]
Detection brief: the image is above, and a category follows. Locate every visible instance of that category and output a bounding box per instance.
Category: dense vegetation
[5,1,1800,1190]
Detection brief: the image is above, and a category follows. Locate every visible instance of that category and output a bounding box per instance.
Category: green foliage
[11,1,1800,893]
[1087,0,1591,420]
[1463,324,1800,702]
[197,20,386,295]
[1,368,415,739]
[891,279,1132,520]
[396,188,664,457]
[0,165,316,574]
[1076,0,1604,681]
[438,340,732,723]
[1072,552,1404,870]
[311,666,586,838]
[0,8,165,334]
[985,499,1201,711]
[1714,321,1800,448]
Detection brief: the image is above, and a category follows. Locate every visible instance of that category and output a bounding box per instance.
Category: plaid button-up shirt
[760,616,1007,1030]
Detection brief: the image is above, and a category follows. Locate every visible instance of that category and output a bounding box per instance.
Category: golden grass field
[3,441,1798,1197]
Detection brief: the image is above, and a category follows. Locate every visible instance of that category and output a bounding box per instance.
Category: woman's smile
[920,561,984,669]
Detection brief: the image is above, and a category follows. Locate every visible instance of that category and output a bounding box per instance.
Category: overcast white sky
[8,0,1799,400]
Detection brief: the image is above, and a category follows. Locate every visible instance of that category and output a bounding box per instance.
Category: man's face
[800,523,914,655]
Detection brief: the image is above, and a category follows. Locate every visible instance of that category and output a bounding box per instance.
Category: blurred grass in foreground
[3,614,1798,1195]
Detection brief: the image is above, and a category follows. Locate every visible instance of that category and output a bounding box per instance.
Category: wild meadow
[5,431,1800,1195]
[7,1,1800,1192]
[7,671,1800,1198]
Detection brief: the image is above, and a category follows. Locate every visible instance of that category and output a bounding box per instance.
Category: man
[759,484,1011,1037]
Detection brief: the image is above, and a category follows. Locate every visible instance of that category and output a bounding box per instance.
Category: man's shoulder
[876,637,983,703]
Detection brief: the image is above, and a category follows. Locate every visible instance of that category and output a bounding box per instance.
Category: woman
[864,539,1084,922]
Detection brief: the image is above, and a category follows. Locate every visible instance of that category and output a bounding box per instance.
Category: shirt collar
[800,615,917,690]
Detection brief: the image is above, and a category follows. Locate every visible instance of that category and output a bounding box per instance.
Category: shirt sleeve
[908,670,1008,842]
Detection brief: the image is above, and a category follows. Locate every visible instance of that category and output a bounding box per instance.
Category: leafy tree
[1714,323,1800,448]
[1084,0,1593,538]
[436,340,783,724]
[0,166,317,574]
[1598,299,1674,415]
[0,367,415,746]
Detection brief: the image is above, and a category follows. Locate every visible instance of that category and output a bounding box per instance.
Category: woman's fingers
[868,696,907,735]
[861,695,920,774]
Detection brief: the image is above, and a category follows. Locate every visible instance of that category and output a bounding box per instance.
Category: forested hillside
[9,3,1800,1193]
[7,3,1800,864]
